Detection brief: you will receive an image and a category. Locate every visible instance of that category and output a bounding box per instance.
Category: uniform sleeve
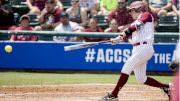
[125,12,153,36]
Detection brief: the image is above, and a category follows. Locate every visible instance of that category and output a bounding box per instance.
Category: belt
[133,41,147,46]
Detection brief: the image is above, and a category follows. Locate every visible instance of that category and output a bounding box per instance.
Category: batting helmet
[127,1,144,11]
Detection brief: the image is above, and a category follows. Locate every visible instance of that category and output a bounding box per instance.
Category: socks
[144,77,169,89]
[111,75,169,97]
[111,73,129,97]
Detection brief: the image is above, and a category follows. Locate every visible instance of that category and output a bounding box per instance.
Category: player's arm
[26,0,34,9]
[111,12,153,44]
[123,12,153,37]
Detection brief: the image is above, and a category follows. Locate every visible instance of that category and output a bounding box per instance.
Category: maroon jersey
[44,7,62,23]
[108,8,133,26]
[33,0,46,11]
[84,27,105,42]
[11,26,38,41]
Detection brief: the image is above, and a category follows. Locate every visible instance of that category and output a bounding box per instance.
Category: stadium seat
[4,0,10,4]
[14,13,20,25]
[156,16,179,32]
[11,0,29,15]
[60,0,71,11]
[93,15,109,29]
[154,32,179,43]
[28,14,39,26]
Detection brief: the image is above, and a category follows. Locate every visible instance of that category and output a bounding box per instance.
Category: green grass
[0,72,173,86]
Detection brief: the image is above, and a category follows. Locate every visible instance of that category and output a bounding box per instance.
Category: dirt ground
[0,84,169,101]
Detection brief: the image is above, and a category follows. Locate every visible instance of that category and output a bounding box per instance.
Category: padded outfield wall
[0,41,176,72]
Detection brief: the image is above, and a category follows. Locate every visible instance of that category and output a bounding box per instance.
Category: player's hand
[110,35,123,45]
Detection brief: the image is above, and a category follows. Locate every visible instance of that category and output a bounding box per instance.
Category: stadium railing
[0,30,179,43]
[94,15,109,29]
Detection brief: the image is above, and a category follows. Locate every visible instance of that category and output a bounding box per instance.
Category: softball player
[100,1,171,101]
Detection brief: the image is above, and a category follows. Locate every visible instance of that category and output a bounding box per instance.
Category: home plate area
[0,84,168,101]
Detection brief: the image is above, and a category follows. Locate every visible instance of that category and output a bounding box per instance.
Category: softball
[5,45,12,53]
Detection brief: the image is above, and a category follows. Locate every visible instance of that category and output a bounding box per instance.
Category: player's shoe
[99,93,118,101]
[163,83,173,100]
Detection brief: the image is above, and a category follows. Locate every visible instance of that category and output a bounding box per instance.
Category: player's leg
[100,54,138,101]
[134,64,171,100]
[144,72,171,99]
[111,45,153,97]
[108,49,148,98]
[112,44,153,91]
[112,44,154,94]
[133,63,147,84]
[110,56,141,97]
[133,61,169,88]
[144,77,169,89]
[134,62,170,99]
[144,76,171,99]
[100,45,153,101]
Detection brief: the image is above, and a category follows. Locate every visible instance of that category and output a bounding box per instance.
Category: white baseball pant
[121,44,154,83]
